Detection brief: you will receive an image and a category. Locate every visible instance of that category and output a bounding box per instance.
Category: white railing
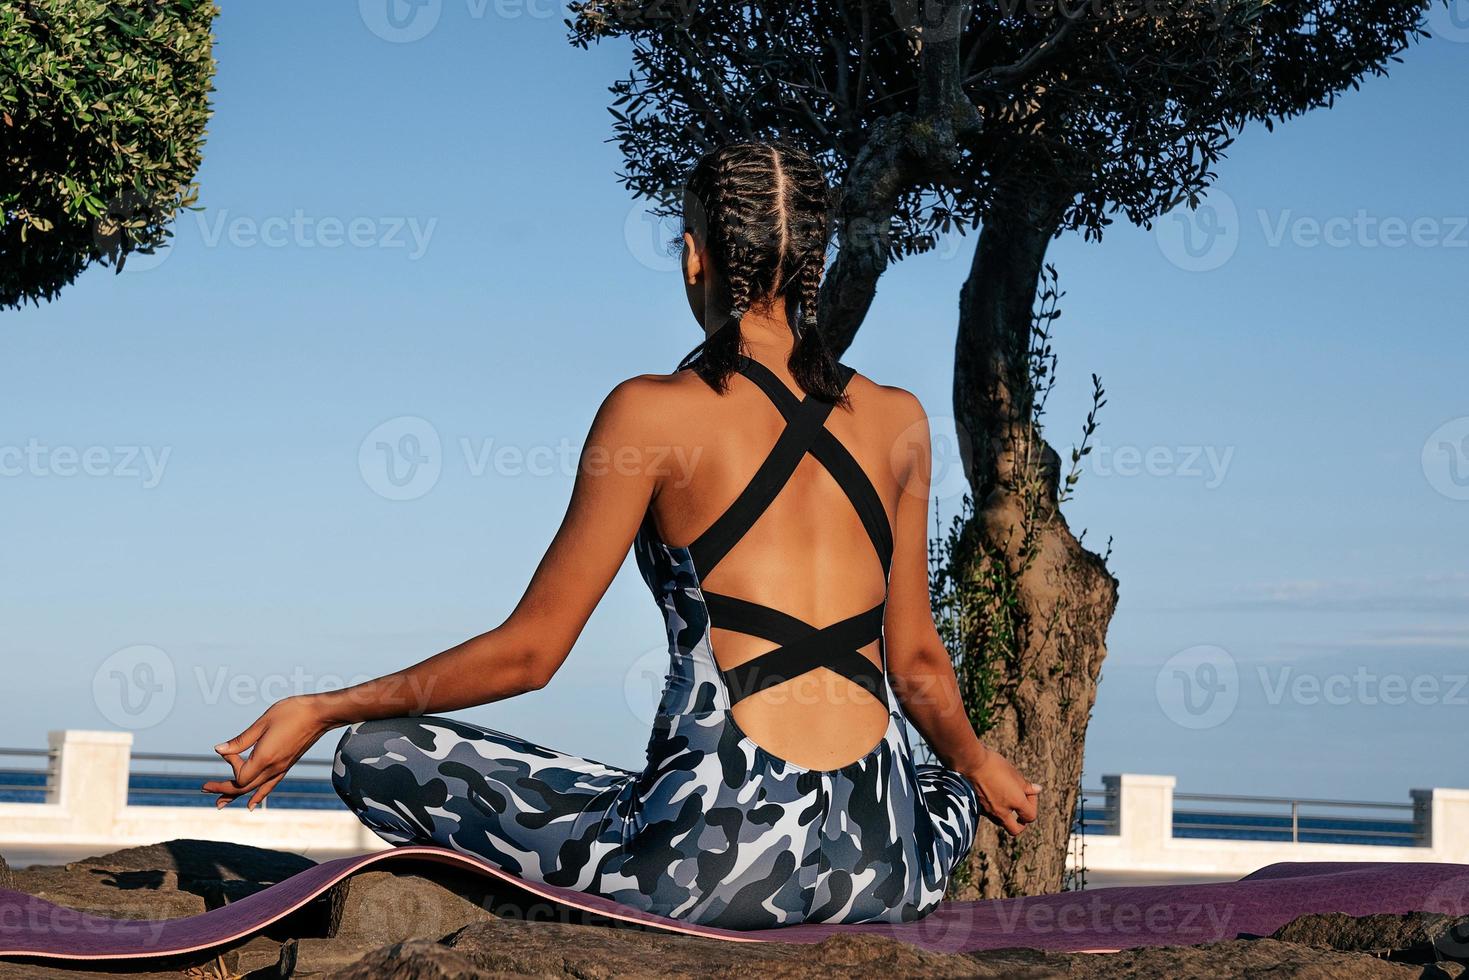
[0,731,386,857]
[2,733,1467,877]
[1072,774,1469,877]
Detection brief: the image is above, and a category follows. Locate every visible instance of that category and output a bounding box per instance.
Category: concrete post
[1414,787,1469,863]
[47,730,132,840]
[1105,773,1177,851]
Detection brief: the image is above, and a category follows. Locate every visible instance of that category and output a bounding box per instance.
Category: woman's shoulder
[588,368,711,444]
[595,365,931,438]
[844,370,928,428]
[599,368,710,412]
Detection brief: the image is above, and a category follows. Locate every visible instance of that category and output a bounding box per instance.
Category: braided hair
[678,141,847,403]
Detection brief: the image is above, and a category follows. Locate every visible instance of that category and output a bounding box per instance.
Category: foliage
[0,0,217,309]
[568,0,1428,254]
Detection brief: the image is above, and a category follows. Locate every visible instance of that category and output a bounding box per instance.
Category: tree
[569,0,1429,896]
[0,0,217,310]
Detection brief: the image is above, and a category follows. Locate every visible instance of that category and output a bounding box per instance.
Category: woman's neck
[715,302,794,366]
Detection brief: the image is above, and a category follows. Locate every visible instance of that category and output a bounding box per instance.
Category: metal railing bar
[129,751,334,767]
[1174,822,1417,840]
[127,769,334,775]
[1173,792,1413,810]
[1176,811,1415,828]
[130,785,335,796]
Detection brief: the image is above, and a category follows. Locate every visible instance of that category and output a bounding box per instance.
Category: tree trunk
[952,196,1119,899]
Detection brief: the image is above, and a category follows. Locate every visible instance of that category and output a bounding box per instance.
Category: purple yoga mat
[2,846,1467,961]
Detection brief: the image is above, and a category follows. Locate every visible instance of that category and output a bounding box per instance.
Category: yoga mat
[2,846,1467,961]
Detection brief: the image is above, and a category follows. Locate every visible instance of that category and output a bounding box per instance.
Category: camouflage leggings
[332,712,979,930]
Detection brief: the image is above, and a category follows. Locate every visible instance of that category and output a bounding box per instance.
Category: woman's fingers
[215,716,268,760]
[202,764,279,803]
[980,795,1028,837]
[213,716,270,783]
[217,750,246,784]
[247,773,285,811]
[235,751,268,788]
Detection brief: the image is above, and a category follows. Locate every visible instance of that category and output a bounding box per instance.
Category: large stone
[8,839,317,923]
[323,918,1432,980]
[67,839,314,884]
[325,868,504,944]
[327,918,1052,979]
[1072,938,1429,979]
[8,864,208,920]
[0,854,12,891]
[1272,911,1469,965]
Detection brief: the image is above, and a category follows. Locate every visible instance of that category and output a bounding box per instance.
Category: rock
[322,924,1432,980]
[9,839,317,924]
[9,864,209,920]
[67,839,314,884]
[0,854,12,891]
[327,918,1038,979]
[1065,938,1423,978]
[233,867,515,978]
[324,939,490,980]
[324,868,502,945]
[1272,911,1469,965]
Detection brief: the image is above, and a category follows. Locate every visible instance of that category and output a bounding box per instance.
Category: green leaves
[567,0,1428,258]
[0,0,218,309]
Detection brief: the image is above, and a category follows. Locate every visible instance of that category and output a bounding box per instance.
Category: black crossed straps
[688,356,895,708]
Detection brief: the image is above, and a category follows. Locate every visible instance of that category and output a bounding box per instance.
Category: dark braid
[677,141,846,403]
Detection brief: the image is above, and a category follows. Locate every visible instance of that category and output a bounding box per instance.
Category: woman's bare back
[646,358,918,770]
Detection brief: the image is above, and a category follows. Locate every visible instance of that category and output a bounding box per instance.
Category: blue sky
[2,1,1466,803]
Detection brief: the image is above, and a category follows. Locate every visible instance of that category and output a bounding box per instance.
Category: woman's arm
[882,391,1041,836]
[203,378,665,809]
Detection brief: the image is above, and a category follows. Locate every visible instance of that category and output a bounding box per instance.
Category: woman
[204,141,1041,930]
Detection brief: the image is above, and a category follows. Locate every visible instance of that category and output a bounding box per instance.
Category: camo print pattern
[333,522,979,930]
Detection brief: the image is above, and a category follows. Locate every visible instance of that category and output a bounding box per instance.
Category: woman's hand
[202,696,333,810]
[966,749,1042,837]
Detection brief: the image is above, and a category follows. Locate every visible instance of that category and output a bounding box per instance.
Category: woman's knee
[332,717,441,795]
